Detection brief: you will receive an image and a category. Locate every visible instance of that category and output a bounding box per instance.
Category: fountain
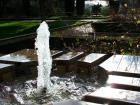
[0,21,107,105]
[35,21,52,93]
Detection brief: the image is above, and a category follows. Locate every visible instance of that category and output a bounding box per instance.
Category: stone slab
[53,52,85,74]
[100,55,140,76]
[84,87,140,105]
[0,63,12,69]
[54,52,84,61]
[78,53,105,63]
[0,49,63,63]
[107,75,140,91]
[46,100,106,105]
[108,75,140,87]
[77,53,112,68]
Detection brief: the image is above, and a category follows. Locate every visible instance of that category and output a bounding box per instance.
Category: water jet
[35,21,52,93]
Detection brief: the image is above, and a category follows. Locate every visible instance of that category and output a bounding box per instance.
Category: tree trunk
[22,0,30,17]
[0,0,3,17]
[39,0,55,20]
[0,0,8,17]
[64,0,75,16]
[39,0,46,20]
[46,0,55,16]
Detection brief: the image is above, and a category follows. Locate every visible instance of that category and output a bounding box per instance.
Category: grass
[47,15,109,20]
[0,20,84,39]
[0,20,39,38]
[49,20,85,30]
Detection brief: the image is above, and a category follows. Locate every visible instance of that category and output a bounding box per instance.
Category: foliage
[109,0,140,23]
[70,37,140,55]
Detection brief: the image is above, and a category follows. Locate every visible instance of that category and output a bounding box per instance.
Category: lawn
[0,20,39,39]
[0,20,84,39]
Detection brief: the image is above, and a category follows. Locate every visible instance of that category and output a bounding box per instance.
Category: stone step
[0,49,64,64]
[99,54,140,77]
[0,49,65,78]
[108,71,140,78]
[0,63,14,82]
[83,87,140,105]
[54,51,85,64]
[45,100,106,105]
[77,53,112,73]
[78,53,111,66]
[78,53,106,64]
[53,51,85,74]
[107,75,140,91]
